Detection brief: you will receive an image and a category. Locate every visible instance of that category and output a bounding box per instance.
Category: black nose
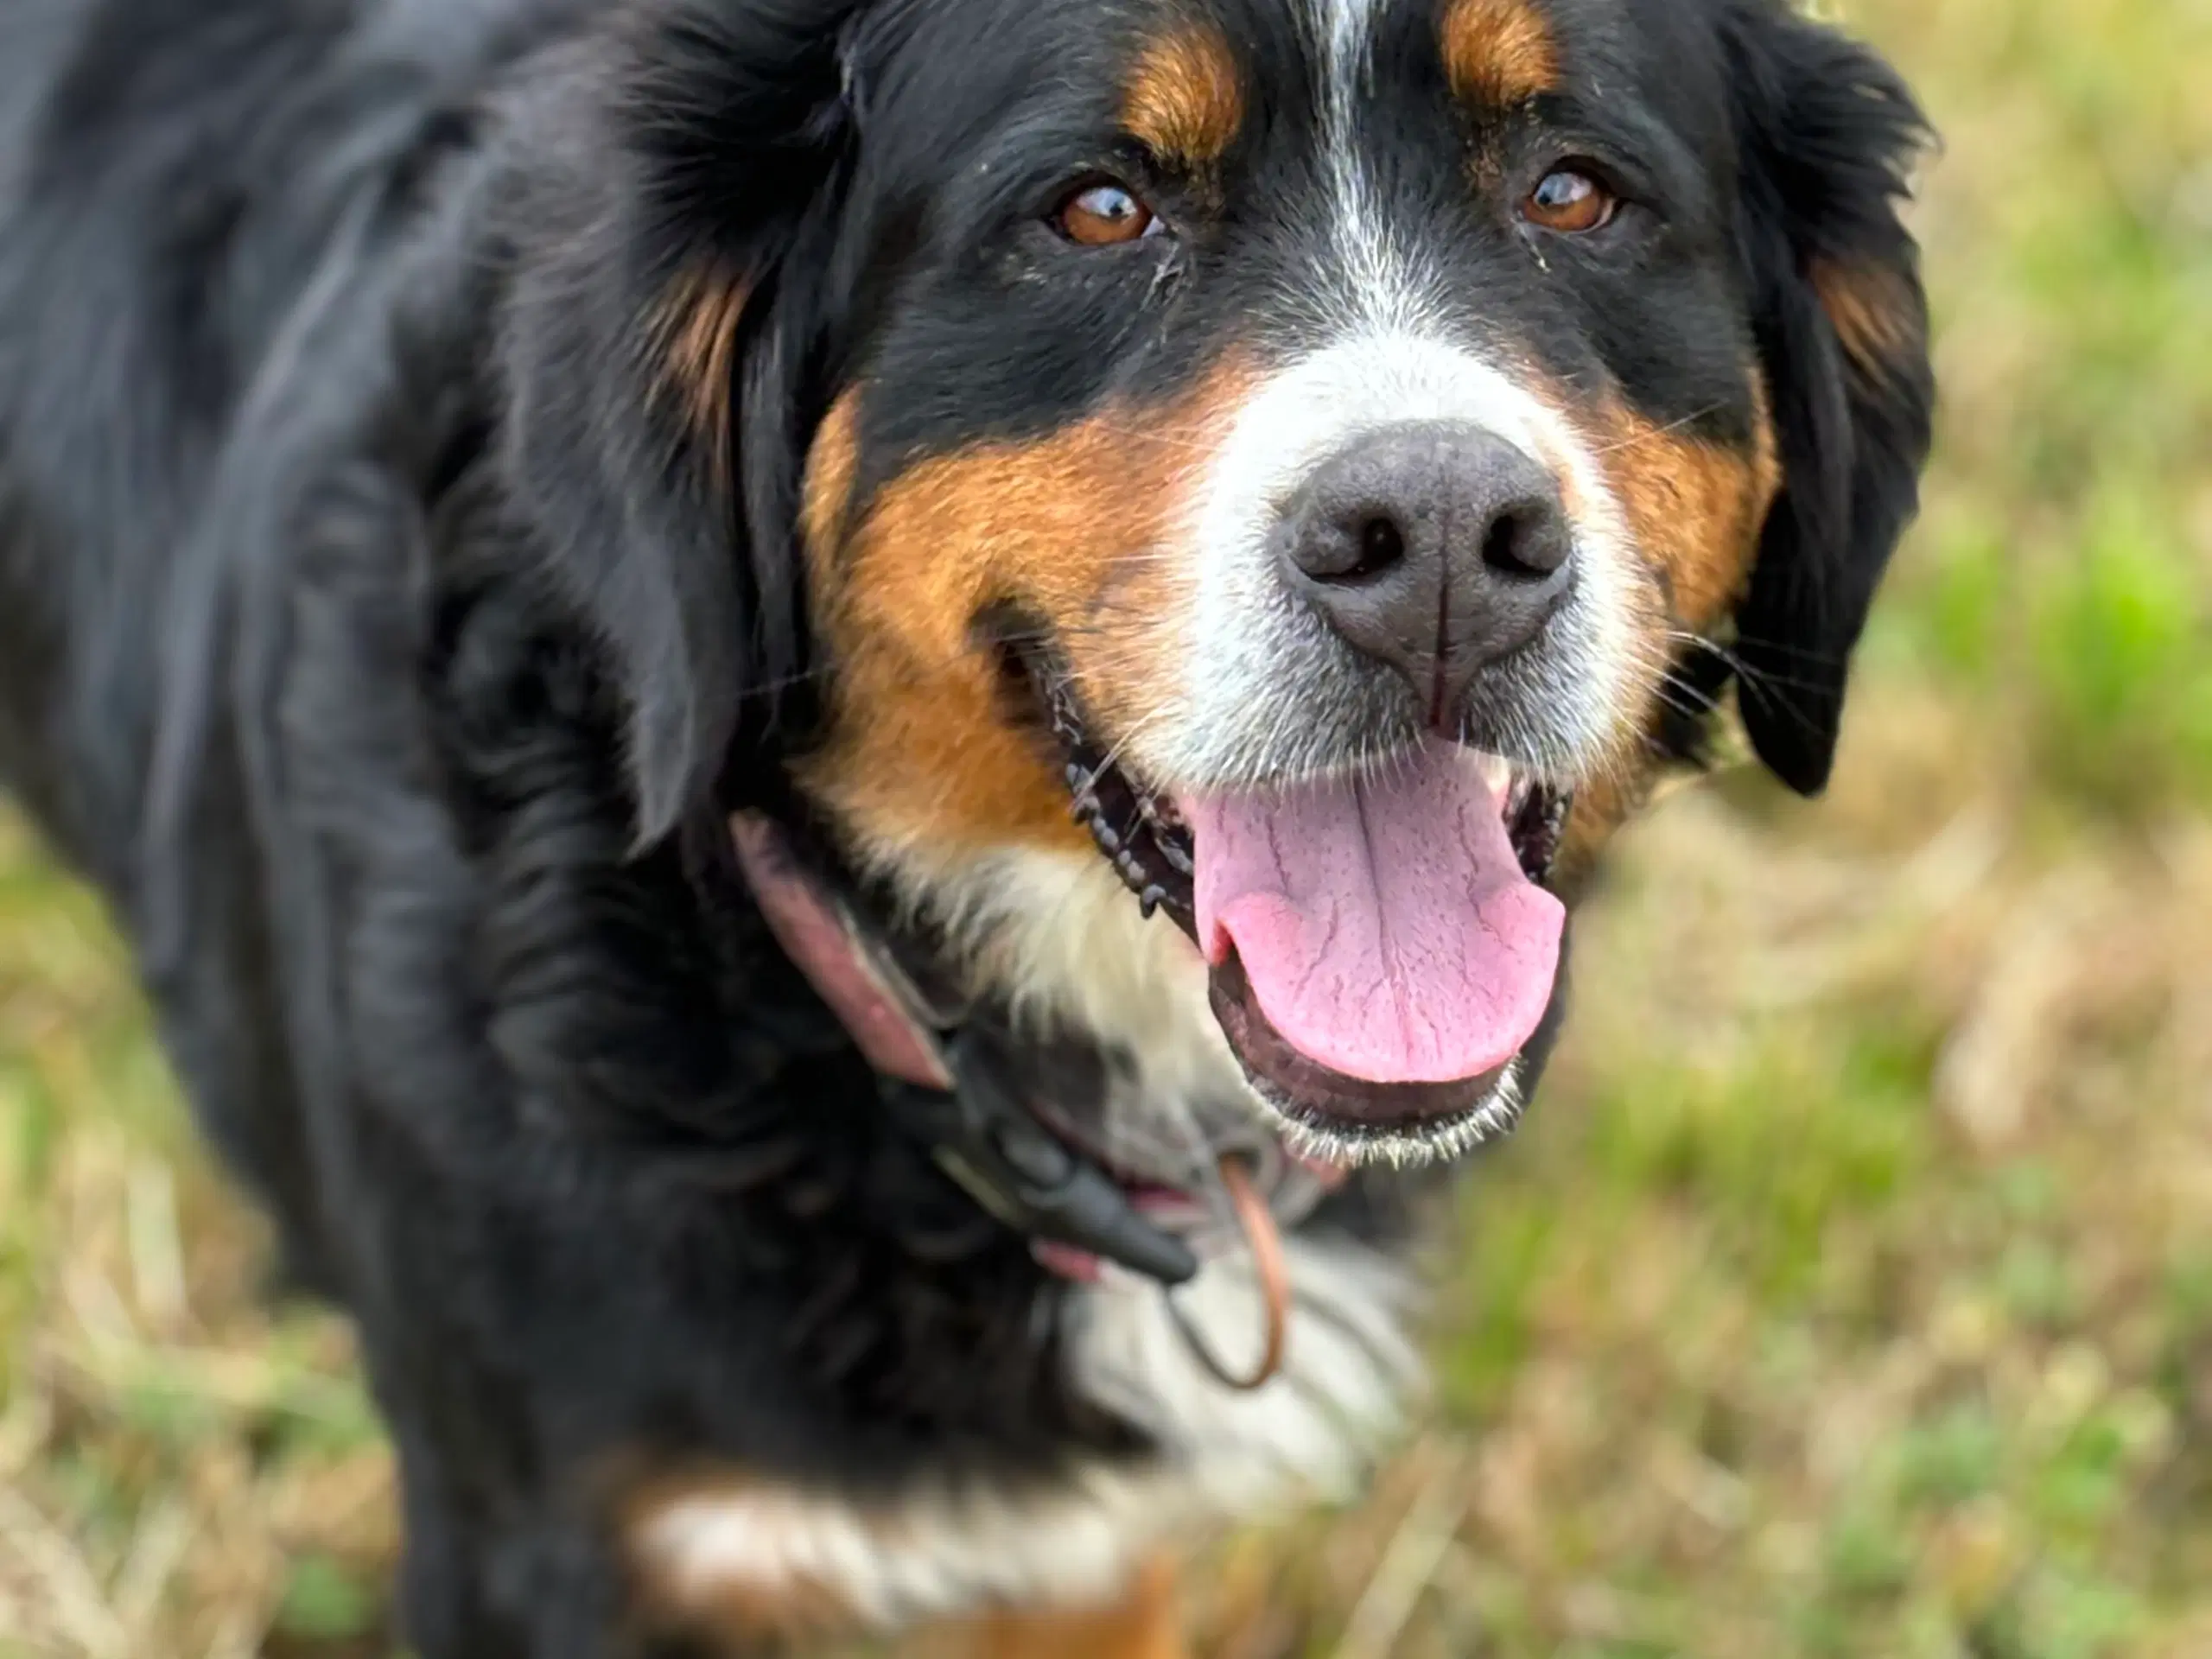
[1276,422,1575,729]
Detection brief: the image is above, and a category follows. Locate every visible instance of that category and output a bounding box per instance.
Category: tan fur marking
[1551,372,1782,873]
[669,1573,854,1648]
[1123,27,1243,168]
[654,264,751,466]
[1440,0,1560,108]
[1813,256,1919,382]
[1589,382,1781,635]
[804,390,863,554]
[941,1559,1189,1659]
[798,359,1254,868]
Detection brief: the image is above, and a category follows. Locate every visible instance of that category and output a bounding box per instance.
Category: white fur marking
[1066,1230,1426,1508]
[883,843,1241,1115]
[641,1474,1160,1633]
[1148,330,1644,792]
[1309,0,1439,334]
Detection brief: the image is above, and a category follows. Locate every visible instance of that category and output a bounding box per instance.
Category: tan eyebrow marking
[1440,0,1560,109]
[1122,24,1244,167]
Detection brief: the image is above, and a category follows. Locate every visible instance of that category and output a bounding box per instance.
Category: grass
[3,0,2210,1653]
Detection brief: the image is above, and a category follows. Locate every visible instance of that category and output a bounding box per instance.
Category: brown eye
[1522,167,1617,234]
[1055,181,1161,247]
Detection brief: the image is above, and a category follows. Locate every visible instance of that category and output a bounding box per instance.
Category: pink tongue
[1186,746,1566,1086]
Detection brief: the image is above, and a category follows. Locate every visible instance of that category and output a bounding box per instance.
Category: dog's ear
[499,1,866,840]
[1721,3,1936,796]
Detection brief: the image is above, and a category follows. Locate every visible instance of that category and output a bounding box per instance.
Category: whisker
[1584,401,1729,460]
[1656,630,1840,696]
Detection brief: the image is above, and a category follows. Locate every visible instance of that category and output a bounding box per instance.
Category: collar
[729,811,1289,1389]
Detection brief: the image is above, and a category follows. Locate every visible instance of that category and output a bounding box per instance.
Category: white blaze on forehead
[1150,330,1644,790]
[1307,0,1442,334]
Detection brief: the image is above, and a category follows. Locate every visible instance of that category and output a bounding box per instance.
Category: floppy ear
[1721,2,1936,795]
[499,0,865,840]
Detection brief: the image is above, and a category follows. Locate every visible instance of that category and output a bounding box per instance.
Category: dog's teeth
[1044,680,1196,909]
[1472,752,1516,798]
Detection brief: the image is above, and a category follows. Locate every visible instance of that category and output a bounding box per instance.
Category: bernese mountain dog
[0,0,1934,1652]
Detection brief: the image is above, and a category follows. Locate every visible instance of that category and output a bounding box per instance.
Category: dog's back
[0,0,575,1284]
[0,0,588,862]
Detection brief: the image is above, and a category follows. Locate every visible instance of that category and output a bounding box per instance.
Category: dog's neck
[728,810,1340,1271]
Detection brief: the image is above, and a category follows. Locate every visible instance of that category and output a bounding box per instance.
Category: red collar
[729,812,952,1092]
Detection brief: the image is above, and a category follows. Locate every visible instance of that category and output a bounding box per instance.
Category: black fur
[0,1,1931,1652]
[1723,0,1936,794]
[502,0,867,837]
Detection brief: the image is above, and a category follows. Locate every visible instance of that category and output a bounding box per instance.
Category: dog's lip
[1207,950,1513,1134]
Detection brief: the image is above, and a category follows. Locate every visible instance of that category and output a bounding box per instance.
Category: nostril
[1300,512,1410,584]
[1353,515,1407,579]
[1480,506,1568,581]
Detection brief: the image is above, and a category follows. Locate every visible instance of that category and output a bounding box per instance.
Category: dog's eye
[1054,181,1163,247]
[1522,167,1617,234]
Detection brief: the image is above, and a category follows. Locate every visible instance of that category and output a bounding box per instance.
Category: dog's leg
[938,1558,1188,1659]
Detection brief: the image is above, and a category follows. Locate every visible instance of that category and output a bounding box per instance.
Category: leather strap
[730,813,954,1090]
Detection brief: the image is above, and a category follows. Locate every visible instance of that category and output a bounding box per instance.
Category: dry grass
[0,816,397,1659]
[4,0,2211,1654]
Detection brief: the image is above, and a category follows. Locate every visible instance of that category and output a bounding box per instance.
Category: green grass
[5,0,2212,1654]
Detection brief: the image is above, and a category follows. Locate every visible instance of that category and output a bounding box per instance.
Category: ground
[4,0,2211,1654]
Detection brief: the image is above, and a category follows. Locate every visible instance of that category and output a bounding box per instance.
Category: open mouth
[1004,637,1573,1161]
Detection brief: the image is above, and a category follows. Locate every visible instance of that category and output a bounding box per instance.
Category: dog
[0,0,1934,1652]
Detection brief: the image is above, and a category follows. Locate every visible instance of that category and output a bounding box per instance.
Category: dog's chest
[629,1231,1423,1641]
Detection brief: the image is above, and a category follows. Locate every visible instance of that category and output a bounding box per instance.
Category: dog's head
[503,0,1933,1165]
